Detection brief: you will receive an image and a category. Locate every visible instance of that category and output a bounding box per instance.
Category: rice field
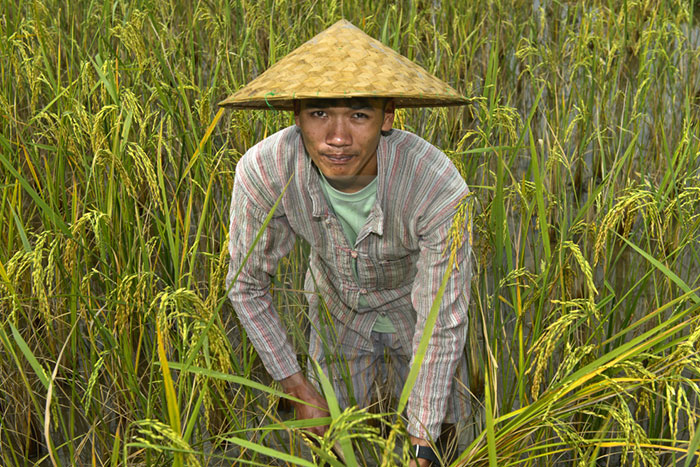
[1,0,700,465]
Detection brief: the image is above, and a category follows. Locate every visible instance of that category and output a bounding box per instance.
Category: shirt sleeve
[408,201,472,440]
[226,174,301,381]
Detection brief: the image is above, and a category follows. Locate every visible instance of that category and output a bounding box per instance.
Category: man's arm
[226,183,301,380]
[227,147,331,435]
[407,199,472,444]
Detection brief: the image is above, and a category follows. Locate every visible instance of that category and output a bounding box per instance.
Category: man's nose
[326,118,351,146]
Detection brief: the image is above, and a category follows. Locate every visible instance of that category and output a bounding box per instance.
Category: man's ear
[293,100,301,125]
[381,99,395,132]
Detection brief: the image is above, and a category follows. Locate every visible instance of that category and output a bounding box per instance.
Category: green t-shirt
[319,174,396,333]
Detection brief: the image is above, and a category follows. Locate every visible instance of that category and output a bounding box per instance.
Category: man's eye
[311,110,326,117]
[352,112,369,119]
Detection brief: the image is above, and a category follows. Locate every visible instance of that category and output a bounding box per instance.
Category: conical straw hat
[218,19,468,110]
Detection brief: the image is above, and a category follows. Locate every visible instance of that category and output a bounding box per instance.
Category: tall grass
[1,0,699,465]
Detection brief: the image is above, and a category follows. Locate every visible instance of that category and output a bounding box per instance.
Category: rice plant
[1,0,699,465]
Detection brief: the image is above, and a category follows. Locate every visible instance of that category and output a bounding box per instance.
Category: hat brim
[217,93,469,110]
[219,20,469,110]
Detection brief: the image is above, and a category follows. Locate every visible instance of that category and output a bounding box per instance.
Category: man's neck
[325,174,377,193]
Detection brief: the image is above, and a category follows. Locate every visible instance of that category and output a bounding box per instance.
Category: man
[221,20,472,466]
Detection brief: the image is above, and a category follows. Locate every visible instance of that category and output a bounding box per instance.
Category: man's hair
[293,97,394,136]
[293,97,392,112]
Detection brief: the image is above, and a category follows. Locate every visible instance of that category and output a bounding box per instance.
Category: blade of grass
[529,122,551,262]
[110,425,121,467]
[684,422,700,467]
[168,362,316,411]
[182,388,205,444]
[156,324,183,467]
[176,107,224,194]
[0,258,16,296]
[9,203,32,253]
[312,359,355,465]
[90,54,118,104]
[224,436,316,467]
[396,253,455,414]
[0,140,70,236]
[156,118,181,286]
[615,232,700,304]
[9,322,49,390]
[484,365,498,467]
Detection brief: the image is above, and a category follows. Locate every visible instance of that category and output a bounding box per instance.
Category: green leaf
[168,362,309,408]
[156,325,183,467]
[684,421,700,467]
[0,139,71,237]
[529,119,550,262]
[9,204,32,253]
[224,436,316,466]
[397,254,454,414]
[312,359,358,465]
[615,232,700,304]
[484,371,498,467]
[10,322,49,390]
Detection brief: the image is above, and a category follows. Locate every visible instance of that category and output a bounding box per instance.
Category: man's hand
[409,436,434,467]
[279,371,330,437]
[409,458,431,467]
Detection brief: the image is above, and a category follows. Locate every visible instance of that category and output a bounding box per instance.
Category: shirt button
[351,250,358,258]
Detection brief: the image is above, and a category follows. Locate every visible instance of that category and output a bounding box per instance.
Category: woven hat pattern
[219,20,467,109]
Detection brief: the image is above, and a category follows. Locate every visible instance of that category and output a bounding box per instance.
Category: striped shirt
[226,125,472,439]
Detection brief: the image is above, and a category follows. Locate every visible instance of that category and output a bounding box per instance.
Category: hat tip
[333,18,358,28]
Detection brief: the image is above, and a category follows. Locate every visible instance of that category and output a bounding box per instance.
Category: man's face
[294,98,395,193]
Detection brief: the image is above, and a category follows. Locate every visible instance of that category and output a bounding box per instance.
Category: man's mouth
[323,153,354,163]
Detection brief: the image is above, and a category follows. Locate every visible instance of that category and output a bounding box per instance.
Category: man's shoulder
[241,126,300,167]
[237,126,300,181]
[384,128,433,152]
[383,129,464,185]
[233,126,302,210]
[381,129,468,227]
